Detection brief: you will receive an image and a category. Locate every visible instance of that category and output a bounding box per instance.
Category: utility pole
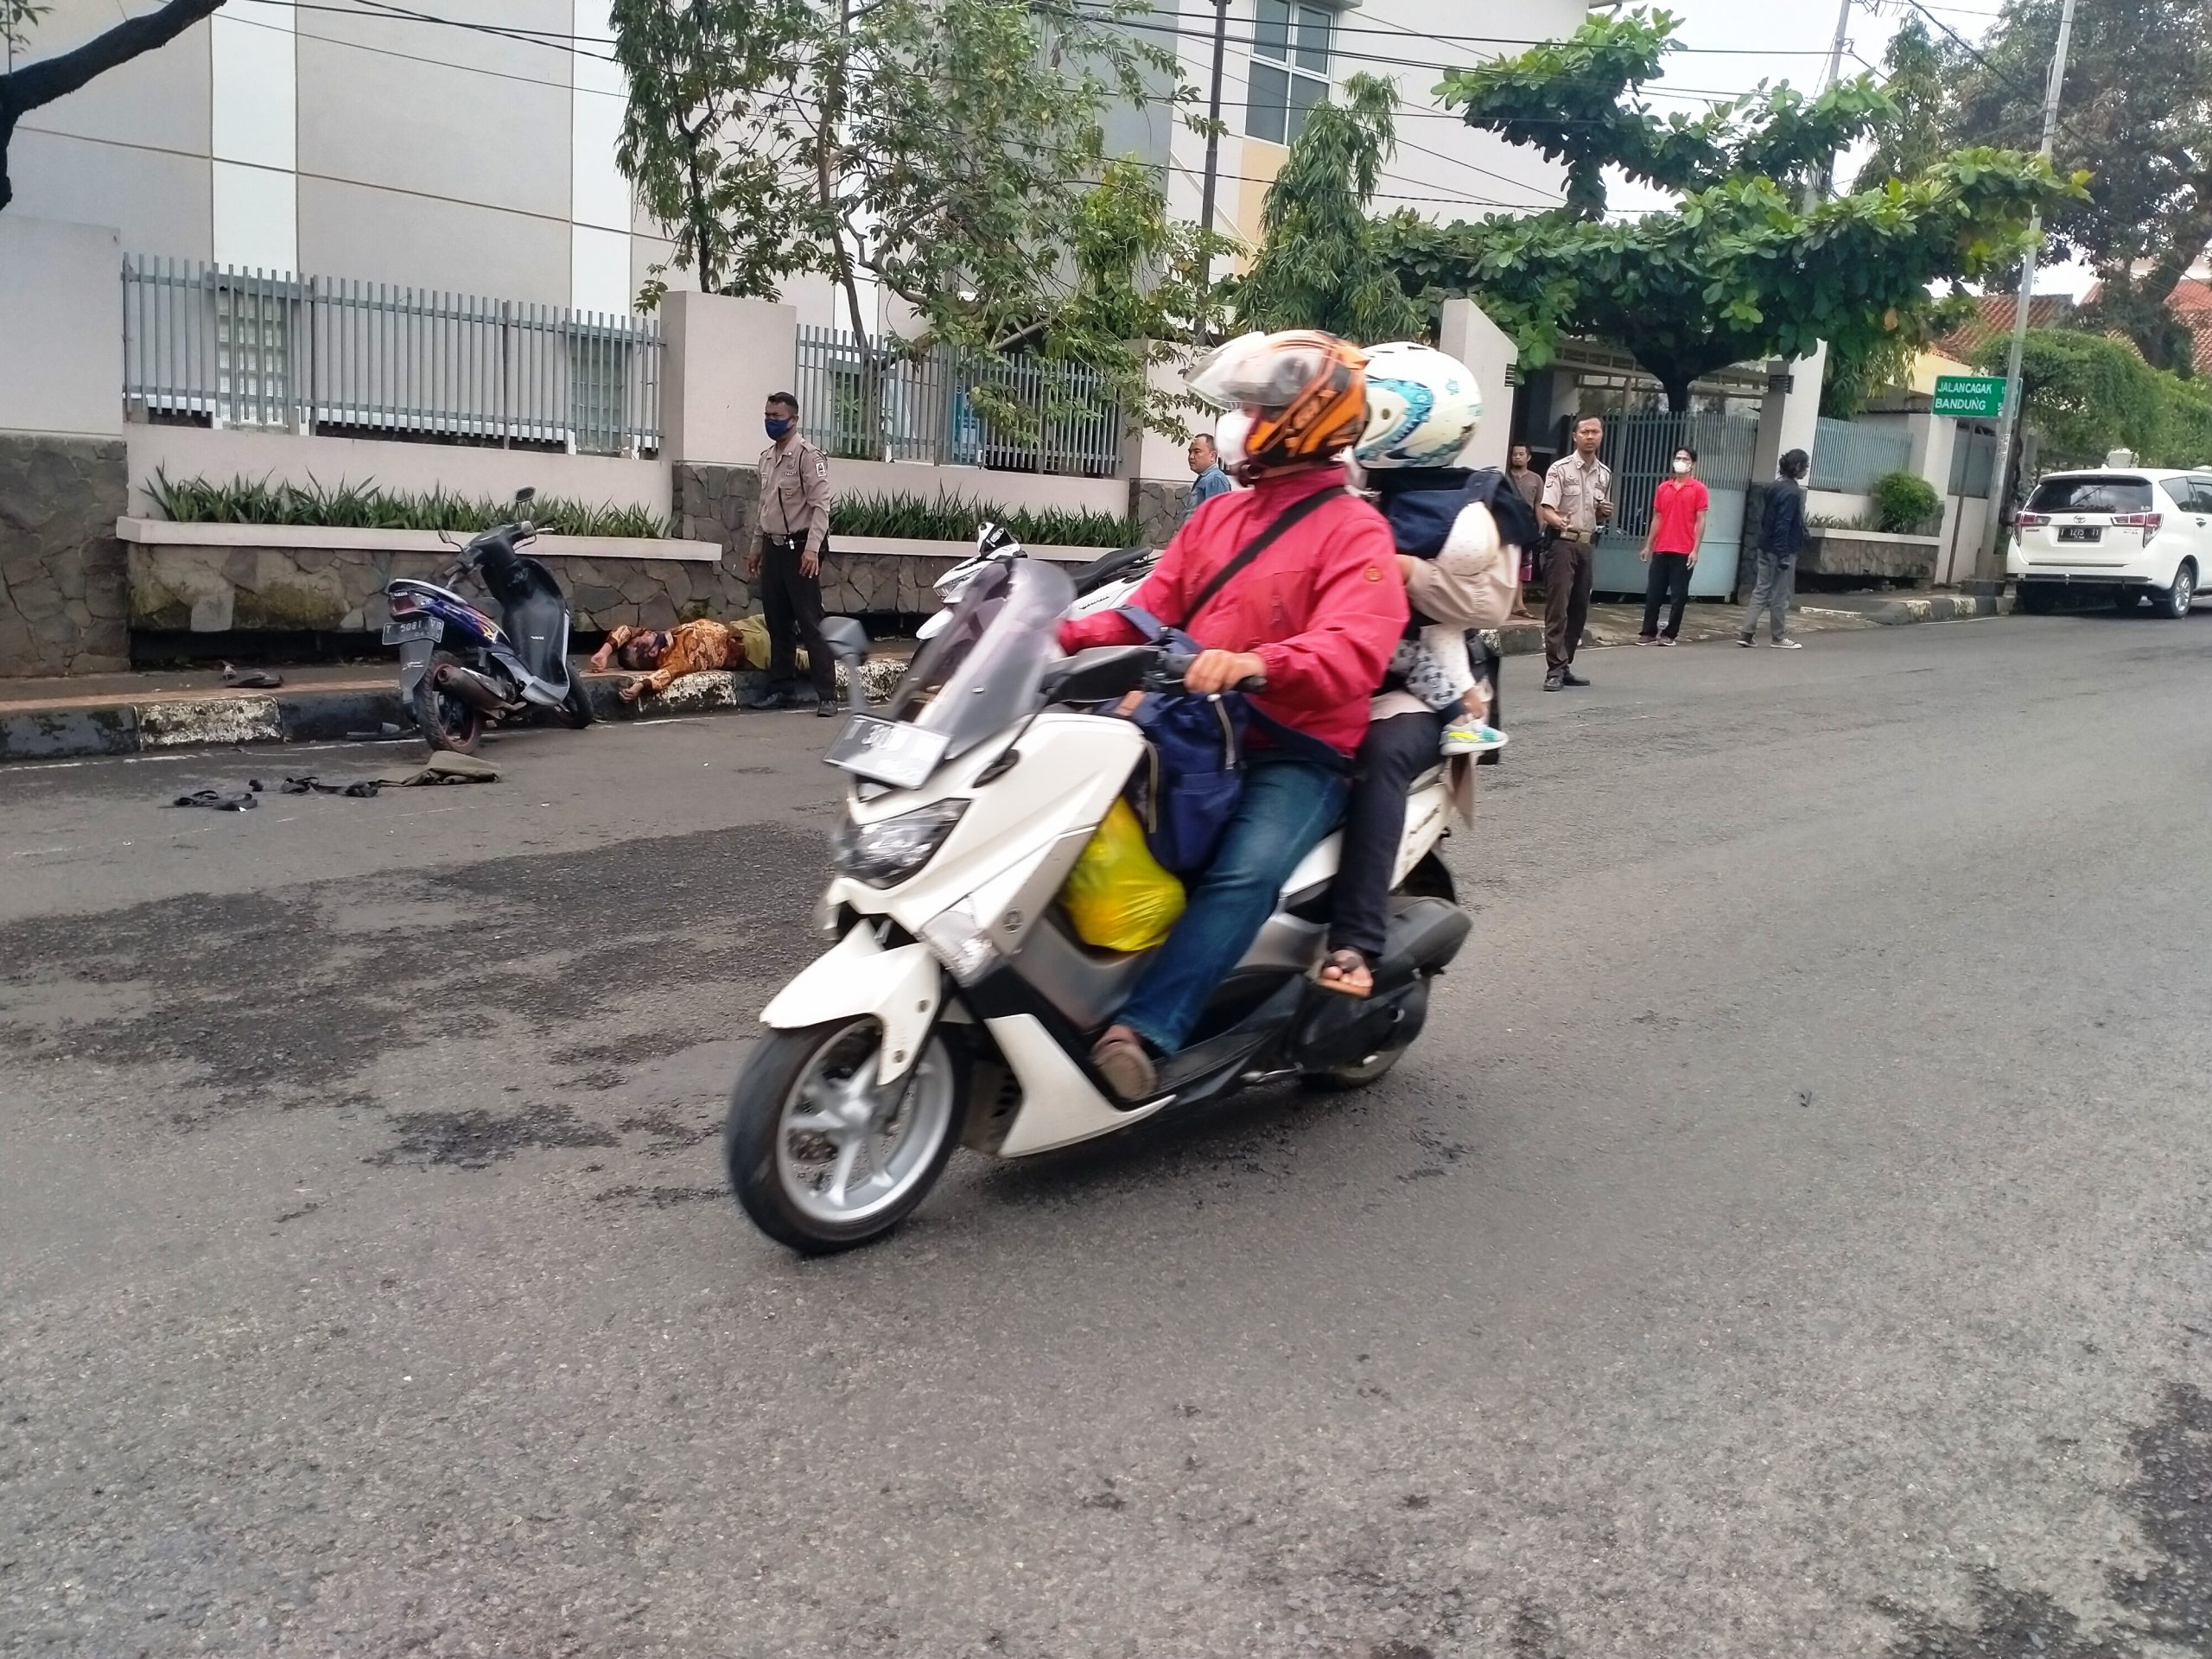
[1810,0,1852,200]
[1978,0,2078,584]
[1195,0,1230,328]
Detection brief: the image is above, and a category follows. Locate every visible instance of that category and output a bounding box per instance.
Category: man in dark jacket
[1739,447,1809,649]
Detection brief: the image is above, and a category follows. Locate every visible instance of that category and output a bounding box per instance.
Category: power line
[1894,0,2096,153]
[1133,8,1859,55]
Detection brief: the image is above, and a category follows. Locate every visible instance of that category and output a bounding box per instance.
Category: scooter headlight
[830,800,967,887]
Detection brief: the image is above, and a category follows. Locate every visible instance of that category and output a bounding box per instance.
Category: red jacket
[1058,469,1405,756]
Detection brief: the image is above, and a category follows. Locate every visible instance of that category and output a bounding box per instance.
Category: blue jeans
[1117,756,1348,1055]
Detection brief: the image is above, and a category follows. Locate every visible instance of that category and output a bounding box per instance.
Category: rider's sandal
[1315,949,1374,999]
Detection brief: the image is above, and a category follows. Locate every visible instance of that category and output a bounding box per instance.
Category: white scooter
[725,557,1468,1254]
[916,523,1156,641]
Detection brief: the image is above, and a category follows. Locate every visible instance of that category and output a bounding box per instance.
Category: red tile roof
[1932,293,2077,366]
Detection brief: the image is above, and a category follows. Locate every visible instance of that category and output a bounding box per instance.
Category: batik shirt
[605,620,748,695]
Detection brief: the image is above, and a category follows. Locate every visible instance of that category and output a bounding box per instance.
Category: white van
[2009,467,2212,618]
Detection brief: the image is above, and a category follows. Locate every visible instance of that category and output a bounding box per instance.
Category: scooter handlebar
[1156,651,1267,695]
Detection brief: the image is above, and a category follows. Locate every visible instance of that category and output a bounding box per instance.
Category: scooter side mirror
[1040,645,1152,704]
[514,486,537,505]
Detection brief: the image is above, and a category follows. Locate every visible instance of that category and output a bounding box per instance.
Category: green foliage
[1853,19,1948,191]
[3,1,49,52]
[1870,470,1942,534]
[1236,74,1426,342]
[1436,7,1895,220]
[1357,8,2083,412]
[1822,290,1980,417]
[1941,0,2212,374]
[612,0,1216,435]
[143,471,673,538]
[831,490,1141,547]
[1977,327,2212,471]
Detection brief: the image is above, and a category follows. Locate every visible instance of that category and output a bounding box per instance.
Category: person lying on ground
[587,620,756,702]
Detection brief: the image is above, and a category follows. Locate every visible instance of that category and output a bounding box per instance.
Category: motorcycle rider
[1058,331,1408,1099]
[1320,345,1535,997]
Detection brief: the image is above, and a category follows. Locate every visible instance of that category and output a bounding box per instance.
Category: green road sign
[1933,374,2006,419]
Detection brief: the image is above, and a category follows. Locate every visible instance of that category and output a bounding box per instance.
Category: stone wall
[0,434,130,677]
[1130,479,1187,548]
[1800,531,1939,583]
[125,541,966,637]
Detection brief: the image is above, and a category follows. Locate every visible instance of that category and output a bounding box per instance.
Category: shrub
[143,470,673,539]
[831,490,1143,548]
[1870,470,1941,535]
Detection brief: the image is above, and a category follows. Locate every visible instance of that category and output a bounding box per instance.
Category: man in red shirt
[1637,444,1710,645]
[1059,332,1408,1098]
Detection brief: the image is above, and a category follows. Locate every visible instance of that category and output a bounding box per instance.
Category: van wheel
[726,1019,963,1255]
[2152,563,2197,619]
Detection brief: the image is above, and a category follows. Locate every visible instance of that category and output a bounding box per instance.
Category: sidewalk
[1,597,1999,763]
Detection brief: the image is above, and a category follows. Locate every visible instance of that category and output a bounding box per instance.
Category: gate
[1592,411,1761,600]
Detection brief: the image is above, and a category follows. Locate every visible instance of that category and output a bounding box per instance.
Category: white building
[10,0,1586,327]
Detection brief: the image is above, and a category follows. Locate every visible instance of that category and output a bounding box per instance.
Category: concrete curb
[1859,594,2004,626]
[0,657,910,764]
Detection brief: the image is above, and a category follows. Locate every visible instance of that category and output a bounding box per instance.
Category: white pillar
[0,217,124,439]
[661,291,799,466]
[1753,343,1827,481]
[1437,297,1520,473]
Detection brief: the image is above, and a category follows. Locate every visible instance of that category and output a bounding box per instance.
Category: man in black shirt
[1739,448,1809,649]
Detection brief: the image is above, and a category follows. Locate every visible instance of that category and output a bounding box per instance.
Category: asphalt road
[5,613,2212,1659]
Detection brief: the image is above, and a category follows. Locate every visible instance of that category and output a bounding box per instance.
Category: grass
[143,469,674,539]
[832,490,1142,548]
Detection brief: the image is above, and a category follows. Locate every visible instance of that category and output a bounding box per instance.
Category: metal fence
[1597,410,1764,538]
[1810,414,1914,495]
[794,326,1124,477]
[122,256,662,455]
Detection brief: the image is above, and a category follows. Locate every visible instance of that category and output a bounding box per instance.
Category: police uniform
[756,433,836,706]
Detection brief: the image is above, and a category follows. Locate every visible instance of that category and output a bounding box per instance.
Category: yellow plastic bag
[1059,798,1186,952]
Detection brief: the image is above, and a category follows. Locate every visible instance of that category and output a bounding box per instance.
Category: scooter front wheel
[726,1018,964,1255]
[410,653,484,753]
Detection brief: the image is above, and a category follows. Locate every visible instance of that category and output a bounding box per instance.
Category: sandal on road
[1315,948,1374,999]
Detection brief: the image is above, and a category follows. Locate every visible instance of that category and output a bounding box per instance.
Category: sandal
[1315,948,1373,999]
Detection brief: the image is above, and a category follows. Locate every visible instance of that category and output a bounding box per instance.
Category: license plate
[2057,525,2102,543]
[824,714,950,790]
[382,616,442,645]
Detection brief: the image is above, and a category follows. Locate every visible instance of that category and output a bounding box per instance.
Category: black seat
[1070,543,1154,594]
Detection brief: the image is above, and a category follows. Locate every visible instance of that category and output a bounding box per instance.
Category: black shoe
[741,689,787,711]
[1560,666,1590,688]
[814,699,842,718]
[1543,669,1565,692]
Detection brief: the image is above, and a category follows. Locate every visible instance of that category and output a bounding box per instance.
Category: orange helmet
[1187,330,1369,478]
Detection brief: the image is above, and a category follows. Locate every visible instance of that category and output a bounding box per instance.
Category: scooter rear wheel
[410,653,484,754]
[556,676,594,729]
[726,1018,964,1255]
[1301,1041,1409,1092]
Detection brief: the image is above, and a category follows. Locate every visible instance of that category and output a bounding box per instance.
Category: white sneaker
[1441,720,1509,755]
[1769,638,1803,650]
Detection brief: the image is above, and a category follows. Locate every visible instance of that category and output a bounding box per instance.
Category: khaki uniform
[1539,452,1611,673]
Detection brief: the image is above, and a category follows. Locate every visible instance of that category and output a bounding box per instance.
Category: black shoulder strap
[1173,486,1347,631]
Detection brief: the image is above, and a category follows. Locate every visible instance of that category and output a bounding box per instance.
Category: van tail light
[2014,512,2049,528]
[389,593,423,615]
[2115,512,2163,542]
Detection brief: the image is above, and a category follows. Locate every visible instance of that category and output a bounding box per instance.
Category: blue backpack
[1115,488,1348,875]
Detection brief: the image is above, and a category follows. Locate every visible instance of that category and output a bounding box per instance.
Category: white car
[2009,466,2212,618]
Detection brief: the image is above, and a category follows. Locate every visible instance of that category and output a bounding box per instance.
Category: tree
[1980,326,2212,468]
[1,0,228,213]
[1236,74,1426,341]
[1360,9,2080,411]
[612,0,1214,434]
[1853,18,1949,191]
[1942,0,2212,373]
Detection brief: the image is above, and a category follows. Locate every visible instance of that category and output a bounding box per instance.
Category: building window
[1246,0,1332,147]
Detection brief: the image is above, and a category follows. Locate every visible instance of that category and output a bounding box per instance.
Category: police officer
[747,391,838,715]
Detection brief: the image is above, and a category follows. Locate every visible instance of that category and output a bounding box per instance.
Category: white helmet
[1355,341,1483,470]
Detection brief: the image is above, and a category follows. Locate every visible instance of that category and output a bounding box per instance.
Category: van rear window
[2026,475,2153,513]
